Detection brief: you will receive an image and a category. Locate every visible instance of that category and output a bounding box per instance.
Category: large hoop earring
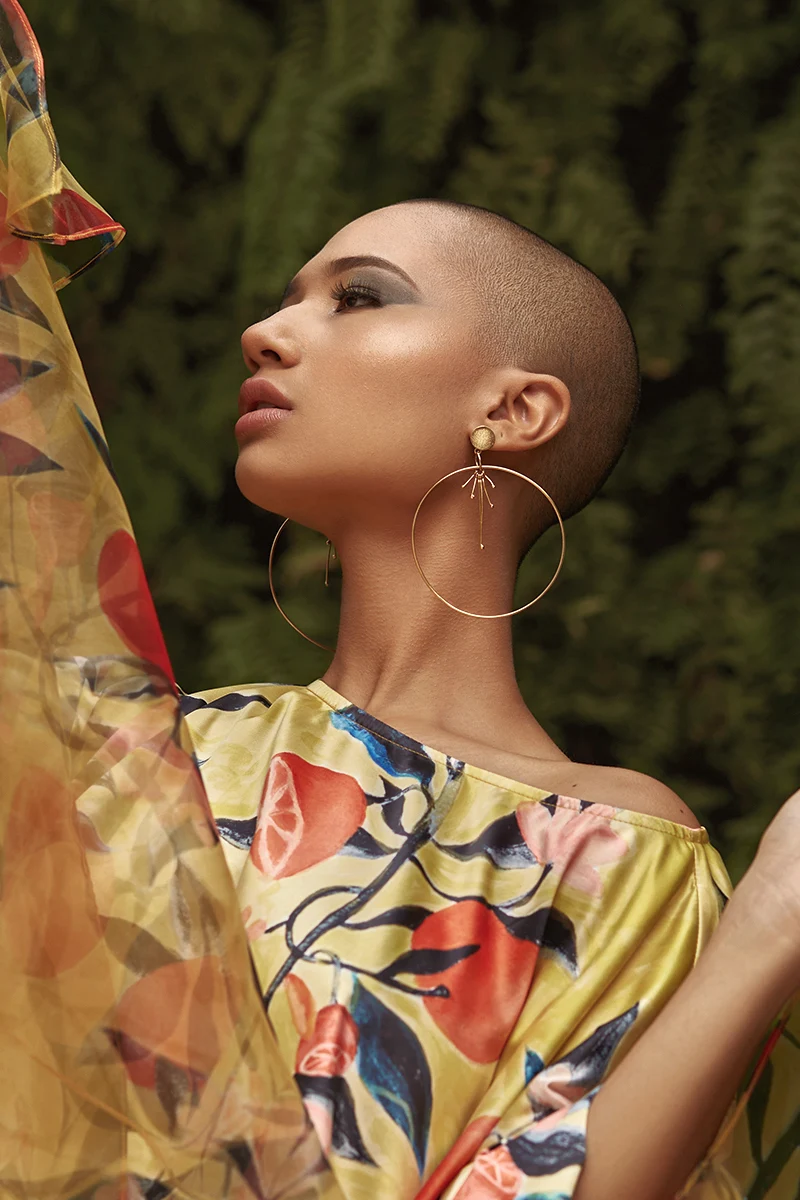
[410,427,566,619]
[268,518,335,652]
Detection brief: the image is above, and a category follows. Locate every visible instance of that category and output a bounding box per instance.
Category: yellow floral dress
[0,3,795,1197]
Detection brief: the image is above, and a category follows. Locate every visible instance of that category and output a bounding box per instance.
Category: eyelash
[260,279,381,322]
[330,279,382,310]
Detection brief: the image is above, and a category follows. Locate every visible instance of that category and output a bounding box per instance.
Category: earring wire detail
[268,518,335,652]
[410,426,566,619]
[268,427,566,648]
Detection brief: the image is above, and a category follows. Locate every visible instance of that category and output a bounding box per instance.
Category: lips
[238,376,292,418]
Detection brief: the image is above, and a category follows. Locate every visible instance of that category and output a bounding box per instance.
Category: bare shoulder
[553,762,704,830]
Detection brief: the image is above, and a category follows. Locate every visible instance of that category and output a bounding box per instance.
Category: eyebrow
[276,254,420,308]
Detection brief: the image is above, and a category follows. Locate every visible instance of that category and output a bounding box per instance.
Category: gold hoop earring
[410,426,566,619]
[268,518,335,652]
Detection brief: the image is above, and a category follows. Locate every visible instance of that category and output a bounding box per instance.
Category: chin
[234,452,279,512]
[234,451,319,521]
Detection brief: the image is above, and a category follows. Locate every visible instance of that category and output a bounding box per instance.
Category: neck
[318,515,558,759]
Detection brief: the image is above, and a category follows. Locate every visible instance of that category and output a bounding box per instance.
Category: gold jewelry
[268,427,565,645]
[324,538,337,587]
[410,426,566,619]
[268,518,335,652]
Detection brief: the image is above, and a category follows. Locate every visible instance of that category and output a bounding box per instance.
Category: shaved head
[397,199,640,530]
[241,197,640,587]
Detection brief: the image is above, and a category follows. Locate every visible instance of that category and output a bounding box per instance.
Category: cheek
[235,319,479,517]
[348,319,471,404]
[311,324,473,458]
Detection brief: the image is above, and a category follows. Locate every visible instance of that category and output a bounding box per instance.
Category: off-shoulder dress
[0,4,795,1197]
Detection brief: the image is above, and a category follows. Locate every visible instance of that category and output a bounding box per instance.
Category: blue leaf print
[0,277,51,330]
[130,1179,172,1200]
[539,909,580,977]
[351,977,432,1174]
[179,690,272,716]
[296,1074,376,1165]
[340,827,394,859]
[215,815,257,850]
[495,905,579,976]
[366,777,410,835]
[526,1007,639,1119]
[438,812,537,869]
[7,60,46,120]
[76,406,116,479]
[331,707,435,787]
[377,944,478,983]
[508,1122,587,1175]
[525,1049,545,1085]
[518,1193,571,1199]
[346,905,432,932]
[558,1003,638,1082]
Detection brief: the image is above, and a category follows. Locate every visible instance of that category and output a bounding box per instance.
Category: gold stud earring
[410,427,566,619]
[465,426,497,550]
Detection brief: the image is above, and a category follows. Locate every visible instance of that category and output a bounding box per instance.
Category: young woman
[0,3,796,1198]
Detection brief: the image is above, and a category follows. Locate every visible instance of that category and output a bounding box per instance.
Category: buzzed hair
[397,198,640,537]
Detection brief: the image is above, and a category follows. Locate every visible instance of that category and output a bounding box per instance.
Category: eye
[331,280,382,311]
[257,278,382,321]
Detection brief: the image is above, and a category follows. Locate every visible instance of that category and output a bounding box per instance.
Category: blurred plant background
[28,0,800,878]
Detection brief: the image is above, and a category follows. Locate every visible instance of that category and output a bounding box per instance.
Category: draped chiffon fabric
[0,3,796,1196]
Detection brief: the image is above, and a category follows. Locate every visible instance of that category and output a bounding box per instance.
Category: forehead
[310,204,467,289]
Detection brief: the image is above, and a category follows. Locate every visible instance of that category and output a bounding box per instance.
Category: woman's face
[236,204,493,537]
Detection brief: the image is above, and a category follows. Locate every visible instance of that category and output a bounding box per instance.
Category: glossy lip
[238,375,292,418]
[235,405,292,441]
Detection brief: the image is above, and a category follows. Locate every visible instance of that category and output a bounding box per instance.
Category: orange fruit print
[296,1004,359,1076]
[111,956,242,1078]
[250,753,367,878]
[411,899,539,1063]
[453,1145,523,1199]
[2,768,104,978]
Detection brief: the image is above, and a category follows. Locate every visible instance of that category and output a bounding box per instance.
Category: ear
[483,371,570,452]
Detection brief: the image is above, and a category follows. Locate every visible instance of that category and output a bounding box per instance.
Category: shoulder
[555,762,704,829]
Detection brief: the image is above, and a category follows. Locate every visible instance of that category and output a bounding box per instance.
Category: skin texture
[237,201,699,828]
[237,201,800,1198]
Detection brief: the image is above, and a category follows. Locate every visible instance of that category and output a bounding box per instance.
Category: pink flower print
[516,800,628,897]
[303,1093,335,1156]
[526,1062,588,1117]
[240,904,267,943]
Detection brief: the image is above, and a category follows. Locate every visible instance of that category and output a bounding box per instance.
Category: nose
[241,316,300,373]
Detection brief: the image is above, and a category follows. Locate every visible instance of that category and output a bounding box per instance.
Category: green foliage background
[29,0,800,878]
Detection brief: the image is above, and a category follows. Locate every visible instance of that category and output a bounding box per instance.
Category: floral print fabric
[0,5,337,1196]
[182,680,799,1200]
[0,2,796,1197]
